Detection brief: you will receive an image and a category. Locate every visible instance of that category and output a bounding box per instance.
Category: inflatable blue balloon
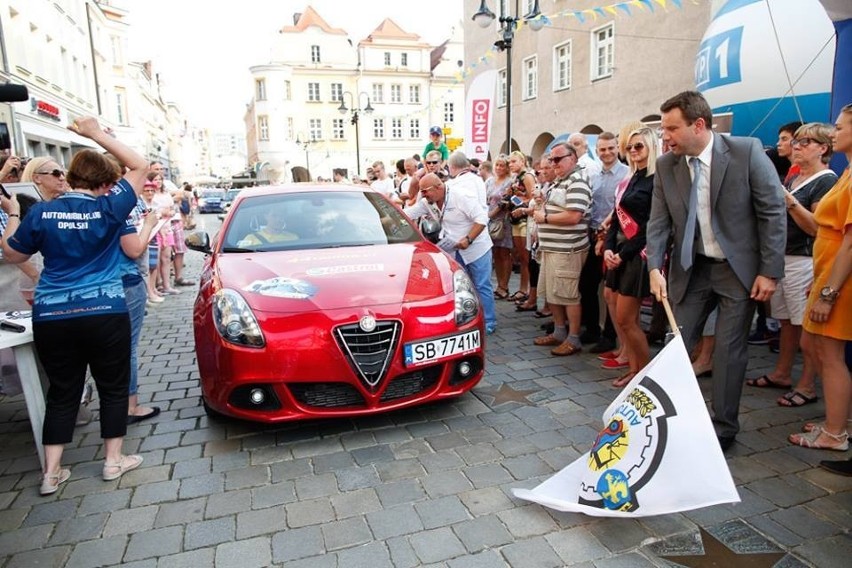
[697,0,836,145]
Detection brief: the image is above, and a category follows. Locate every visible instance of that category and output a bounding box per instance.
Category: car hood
[217,243,455,313]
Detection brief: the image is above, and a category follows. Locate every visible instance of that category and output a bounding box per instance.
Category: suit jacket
[646,134,786,304]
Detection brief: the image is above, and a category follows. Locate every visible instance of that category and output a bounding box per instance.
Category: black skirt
[605,254,650,298]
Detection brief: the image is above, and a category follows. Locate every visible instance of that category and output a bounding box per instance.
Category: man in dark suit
[646,91,786,451]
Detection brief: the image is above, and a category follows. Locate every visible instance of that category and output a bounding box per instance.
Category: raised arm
[69,116,148,195]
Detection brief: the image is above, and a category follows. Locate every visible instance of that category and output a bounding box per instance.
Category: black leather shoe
[718,435,736,452]
[590,338,616,354]
[819,458,852,477]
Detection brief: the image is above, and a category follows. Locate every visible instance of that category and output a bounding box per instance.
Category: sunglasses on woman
[625,143,646,151]
[36,169,66,178]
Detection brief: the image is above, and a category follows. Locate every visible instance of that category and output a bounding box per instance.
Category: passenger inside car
[238,207,298,246]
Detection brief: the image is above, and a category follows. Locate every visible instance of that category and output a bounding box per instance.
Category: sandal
[507,291,528,302]
[40,468,71,496]
[789,427,848,451]
[803,419,852,433]
[493,289,509,300]
[534,310,552,318]
[103,454,144,481]
[516,303,537,312]
[551,341,582,356]
[612,372,636,388]
[777,391,818,407]
[745,374,791,389]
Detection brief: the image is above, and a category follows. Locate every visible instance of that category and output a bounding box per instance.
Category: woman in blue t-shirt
[1,116,148,495]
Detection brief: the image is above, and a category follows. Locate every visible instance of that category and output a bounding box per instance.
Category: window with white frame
[285,80,292,100]
[372,83,384,103]
[255,78,266,101]
[258,116,269,140]
[553,41,572,91]
[497,69,507,107]
[409,84,420,104]
[444,103,455,124]
[307,82,320,102]
[287,117,294,140]
[401,53,408,66]
[309,118,322,141]
[110,35,123,65]
[409,118,420,139]
[591,23,614,80]
[330,83,343,102]
[391,118,403,139]
[390,84,402,103]
[332,118,345,140]
[311,45,321,63]
[115,89,126,125]
[384,52,391,66]
[373,118,385,139]
[523,55,537,100]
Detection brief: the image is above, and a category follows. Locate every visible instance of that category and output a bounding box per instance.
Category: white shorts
[769,255,813,326]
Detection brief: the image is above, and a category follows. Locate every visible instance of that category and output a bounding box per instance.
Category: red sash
[614,176,640,240]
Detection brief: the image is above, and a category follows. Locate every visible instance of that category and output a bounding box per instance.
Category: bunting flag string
[451,0,704,84]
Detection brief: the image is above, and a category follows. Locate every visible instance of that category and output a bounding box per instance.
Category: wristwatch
[819,286,839,304]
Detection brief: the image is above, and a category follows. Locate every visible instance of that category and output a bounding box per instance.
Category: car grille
[289,383,365,408]
[380,366,441,402]
[334,321,400,390]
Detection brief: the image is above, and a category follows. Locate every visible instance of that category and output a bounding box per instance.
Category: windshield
[221,191,421,252]
[203,191,225,199]
[223,190,240,201]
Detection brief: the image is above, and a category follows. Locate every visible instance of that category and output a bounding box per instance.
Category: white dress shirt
[690,132,724,259]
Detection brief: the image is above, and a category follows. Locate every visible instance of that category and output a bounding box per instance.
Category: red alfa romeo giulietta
[186,184,485,422]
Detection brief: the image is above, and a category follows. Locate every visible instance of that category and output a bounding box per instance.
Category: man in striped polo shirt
[531,142,592,356]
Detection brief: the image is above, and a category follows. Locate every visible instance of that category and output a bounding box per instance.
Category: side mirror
[419,218,441,244]
[185,231,212,254]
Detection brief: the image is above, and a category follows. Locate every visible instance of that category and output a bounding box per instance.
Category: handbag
[488,217,505,240]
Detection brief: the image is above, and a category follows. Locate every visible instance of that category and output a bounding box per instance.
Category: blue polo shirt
[9,178,138,321]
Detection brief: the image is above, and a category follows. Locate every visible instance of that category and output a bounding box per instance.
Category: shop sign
[30,98,61,121]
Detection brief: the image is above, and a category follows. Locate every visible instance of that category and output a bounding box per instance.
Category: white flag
[513,335,739,517]
[464,70,498,162]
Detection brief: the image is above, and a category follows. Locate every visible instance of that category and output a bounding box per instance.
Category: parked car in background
[222,188,242,212]
[186,184,485,423]
[197,189,226,213]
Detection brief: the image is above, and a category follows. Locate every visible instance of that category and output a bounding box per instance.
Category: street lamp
[472,0,544,154]
[295,133,314,180]
[337,91,373,176]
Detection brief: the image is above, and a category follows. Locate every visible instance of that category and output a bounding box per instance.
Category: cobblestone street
[0,214,849,567]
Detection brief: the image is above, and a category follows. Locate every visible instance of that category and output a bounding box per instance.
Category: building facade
[245,7,465,182]
[463,0,712,160]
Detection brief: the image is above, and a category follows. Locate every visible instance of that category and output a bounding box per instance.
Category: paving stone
[205,488,252,519]
[446,549,506,568]
[452,514,513,552]
[184,515,235,549]
[321,515,373,551]
[22,498,79,527]
[236,506,287,538]
[331,487,382,519]
[271,525,325,562]
[335,465,382,491]
[312,451,356,473]
[65,535,126,568]
[178,471,224,499]
[543,525,611,563]
[294,471,338,499]
[375,478,427,507]
[386,535,420,568]
[366,505,425,539]
[124,526,182,561]
[78,489,132,515]
[157,549,216,568]
[138,432,182,452]
[464,463,514,488]
[419,450,466,472]
[251,480,297,509]
[501,454,552,480]
[498,504,558,538]
[270,458,313,482]
[745,475,828,508]
[102,504,158,536]
[5,545,70,568]
[214,536,272,568]
[155,497,206,527]
[587,518,653,553]
[421,470,473,498]
[351,444,395,466]
[500,536,564,568]
[768,505,842,540]
[409,526,467,564]
[375,457,425,481]
[0,507,27,531]
[459,486,515,516]
[163,444,203,463]
[792,534,852,568]
[224,464,270,490]
[48,512,108,545]
[285,497,335,527]
[594,552,657,567]
[129,480,180,507]
[335,540,393,568]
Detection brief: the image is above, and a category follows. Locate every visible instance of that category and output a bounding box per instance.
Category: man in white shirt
[569,133,602,181]
[370,161,398,202]
[397,158,418,202]
[404,156,496,334]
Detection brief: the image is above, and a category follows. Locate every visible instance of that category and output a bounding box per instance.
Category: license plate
[403,330,481,366]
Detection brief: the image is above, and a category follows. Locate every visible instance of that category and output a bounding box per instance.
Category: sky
[124,0,464,132]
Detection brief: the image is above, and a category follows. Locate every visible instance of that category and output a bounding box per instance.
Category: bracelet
[8,214,19,218]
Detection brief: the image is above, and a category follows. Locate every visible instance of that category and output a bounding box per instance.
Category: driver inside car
[238,208,298,247]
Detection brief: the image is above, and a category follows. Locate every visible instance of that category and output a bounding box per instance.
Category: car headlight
[212,288,265,347]
[453,270,479,326]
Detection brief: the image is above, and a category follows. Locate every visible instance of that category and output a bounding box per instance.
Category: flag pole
[661,296,680,336]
